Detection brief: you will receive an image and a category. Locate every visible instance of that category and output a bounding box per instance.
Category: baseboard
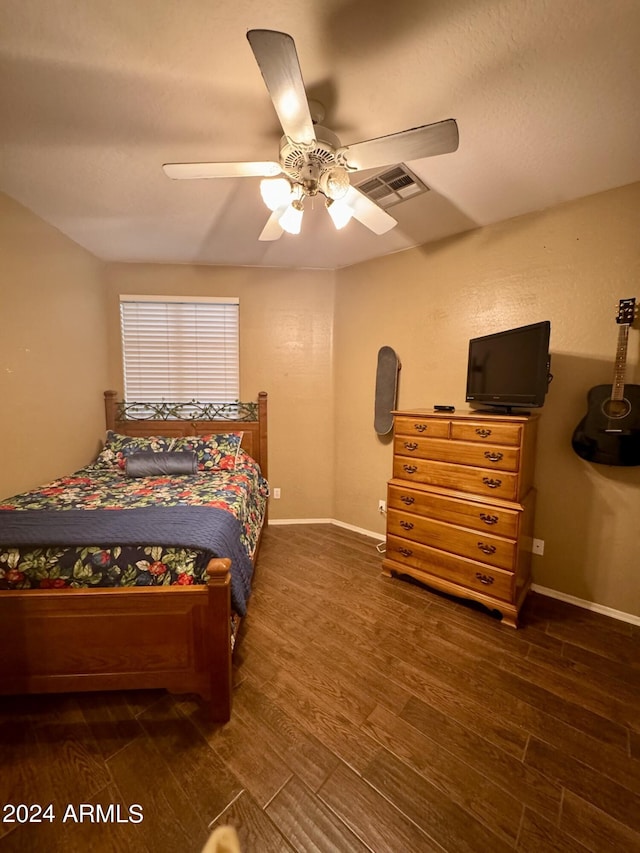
[268,517,384,541]
[531,584,640,627]
[331,518,386,541]
[268,518,639,627]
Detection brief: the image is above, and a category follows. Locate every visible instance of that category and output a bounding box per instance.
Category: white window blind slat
[119,297,239,403]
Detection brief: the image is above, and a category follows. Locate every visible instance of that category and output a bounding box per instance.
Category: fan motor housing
[279,126,342,184]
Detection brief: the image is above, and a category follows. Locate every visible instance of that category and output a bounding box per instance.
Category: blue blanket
[0,506,254,616]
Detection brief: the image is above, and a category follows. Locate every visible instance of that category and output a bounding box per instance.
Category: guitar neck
[611,323,630,401]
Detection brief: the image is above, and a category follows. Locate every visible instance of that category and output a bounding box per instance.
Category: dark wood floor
[1,523,639,852]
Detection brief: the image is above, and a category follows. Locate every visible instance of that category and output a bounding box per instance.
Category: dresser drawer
[387,483,520,538]
[451,420,522,446]
[393,456,519,501]
[386,535,514,602]
[394,416,450,439]
[387,509,516,570]
[394,435,519,472]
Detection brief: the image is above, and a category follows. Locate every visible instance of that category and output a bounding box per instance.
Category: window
[119,296,239,411]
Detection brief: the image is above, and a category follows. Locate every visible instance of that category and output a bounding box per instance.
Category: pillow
[125,450,197,478]
[175,432,243,471]
[93,431,177,470]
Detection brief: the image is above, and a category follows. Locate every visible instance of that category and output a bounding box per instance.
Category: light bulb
[326,197,354,230]
[260,178,292,211]
[319,166,350,200]
[279,198,304,235]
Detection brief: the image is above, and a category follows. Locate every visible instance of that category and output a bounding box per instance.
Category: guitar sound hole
[602,398,631,419]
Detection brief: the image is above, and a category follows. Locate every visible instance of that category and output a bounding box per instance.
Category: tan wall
[103,263,335,520]
[0,193,108,499]
[3,181,638,616]
[334,182,640,617]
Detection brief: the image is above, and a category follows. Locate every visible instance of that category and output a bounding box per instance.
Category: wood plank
[362,704,522,845]
[0,704,50,842]
[483,664,630,750]
[540,605,639,668]
[525,736,640,834]
[400,695,562,818]
[137,694,244,825]
[375,651,531,759]
[319,762,443,852]
[258,669,381,775]
[76,691,145,761]
[517,807,591,852]
[232,679,339,793]
[362,749,515,853]
[526,641,640,707]
[560,789,640,852]
[191,705,293,808]
[266,775,371,853]
[211,790,295,852]
[499,646,640,731]
[23,695,112,811]
[631,729,640,761]
[106,733,209,851]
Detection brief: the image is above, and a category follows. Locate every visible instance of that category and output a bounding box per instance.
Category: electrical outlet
[378,499,387,514]
[532,538,544,556]
[273,488,281,499]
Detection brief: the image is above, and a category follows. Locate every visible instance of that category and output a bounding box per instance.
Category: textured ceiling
[1,0,639,270]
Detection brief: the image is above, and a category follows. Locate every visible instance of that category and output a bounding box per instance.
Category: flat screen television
[465,321,552,413]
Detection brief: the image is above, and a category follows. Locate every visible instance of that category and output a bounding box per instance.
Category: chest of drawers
[382,409,539,627]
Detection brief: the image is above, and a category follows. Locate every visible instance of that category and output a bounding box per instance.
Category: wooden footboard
[0,557,234,722]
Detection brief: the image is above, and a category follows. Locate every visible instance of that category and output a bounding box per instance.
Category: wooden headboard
[104,390,268,478]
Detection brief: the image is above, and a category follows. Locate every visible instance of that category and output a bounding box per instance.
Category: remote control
[434,405,455,412]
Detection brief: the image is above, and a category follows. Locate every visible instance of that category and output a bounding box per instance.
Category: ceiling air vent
[355,165,429,209]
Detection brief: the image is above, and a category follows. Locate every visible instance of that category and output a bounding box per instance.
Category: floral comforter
[0,450,268,614]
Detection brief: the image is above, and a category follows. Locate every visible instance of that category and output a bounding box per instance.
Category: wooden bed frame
[0,390,268,722]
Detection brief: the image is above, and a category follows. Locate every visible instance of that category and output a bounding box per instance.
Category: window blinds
[119,296,239,402]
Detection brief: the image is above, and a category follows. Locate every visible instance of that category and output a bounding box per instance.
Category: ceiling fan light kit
[259,177,293,211]
[162,29,459,241]
[326,197,354,230]
[319,166,350,201]
[279,198,304,235]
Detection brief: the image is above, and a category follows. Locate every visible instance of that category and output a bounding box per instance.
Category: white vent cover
[355,165,429,209]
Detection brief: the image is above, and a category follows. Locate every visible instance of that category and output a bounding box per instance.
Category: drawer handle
[477,542,497,555]
[404,441,418,451]
[482,477,502,489]
[479,513,499,525]
[475,572,495,585]
[484,451,503,462]
[476,428,492,438]
[414,423,428,433]
[403,464,418,474]
[400,495,415,506]
[398,547,413,558]
[400,520,414,531]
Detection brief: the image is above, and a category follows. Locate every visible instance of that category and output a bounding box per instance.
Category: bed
[0,390,269,721]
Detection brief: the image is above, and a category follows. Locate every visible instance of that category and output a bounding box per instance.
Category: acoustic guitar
[572,297,640,466]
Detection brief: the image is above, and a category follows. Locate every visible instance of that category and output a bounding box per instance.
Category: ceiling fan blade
[258,208,286,241]
[163,161,282,179]
[246,29,315,146]
[344,186,397,235]
[338,118,459,172]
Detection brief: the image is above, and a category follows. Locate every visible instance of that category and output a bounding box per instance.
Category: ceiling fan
[163,29,459,241]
